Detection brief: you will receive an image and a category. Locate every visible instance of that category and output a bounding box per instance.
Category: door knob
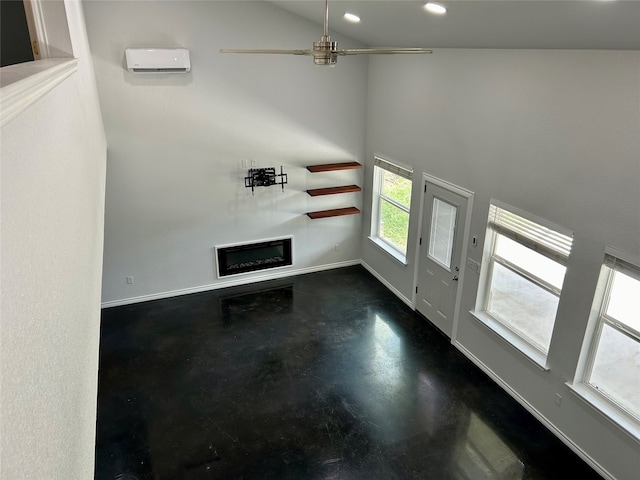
[452,275,459,281]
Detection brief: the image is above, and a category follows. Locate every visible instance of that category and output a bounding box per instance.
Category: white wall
[83,0,368,305]
[362,50,640,480]
[0,1,107,478]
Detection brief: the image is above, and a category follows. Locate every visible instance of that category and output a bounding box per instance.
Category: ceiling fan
[220,0,432,66]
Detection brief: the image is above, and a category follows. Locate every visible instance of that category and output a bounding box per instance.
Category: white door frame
[23,0,75,60]
[412,173,474,343]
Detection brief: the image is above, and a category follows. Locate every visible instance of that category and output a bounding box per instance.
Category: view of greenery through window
[380,171,412,253]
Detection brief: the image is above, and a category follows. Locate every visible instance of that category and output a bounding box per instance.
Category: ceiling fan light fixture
[344,12,361,23]
[425,3,447,14]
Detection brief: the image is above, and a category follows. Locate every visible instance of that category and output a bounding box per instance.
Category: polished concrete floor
[95,266,602,479]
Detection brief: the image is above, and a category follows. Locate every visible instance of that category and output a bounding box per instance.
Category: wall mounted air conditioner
[125,48,191,73]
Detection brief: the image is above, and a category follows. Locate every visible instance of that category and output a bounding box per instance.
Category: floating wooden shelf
[306,162,362,173]
[305,162,362,219]
[306,185,362,197]
[306,207,360,219]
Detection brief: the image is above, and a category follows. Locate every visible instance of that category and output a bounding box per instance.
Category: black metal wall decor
[244,166,288,195]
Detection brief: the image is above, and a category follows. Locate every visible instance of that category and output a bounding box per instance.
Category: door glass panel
[428,197,457,269]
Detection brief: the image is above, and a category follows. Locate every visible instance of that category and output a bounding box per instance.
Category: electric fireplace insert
[216,237,293,277]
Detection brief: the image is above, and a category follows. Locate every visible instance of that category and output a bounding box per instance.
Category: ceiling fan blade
[221,1,433,66]
[339,48,433,56]
[220,49,312,56]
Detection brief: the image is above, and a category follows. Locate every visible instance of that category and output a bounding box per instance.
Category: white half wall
[83,0,368,305]
[362,49,640,480]
[0,1,107,477]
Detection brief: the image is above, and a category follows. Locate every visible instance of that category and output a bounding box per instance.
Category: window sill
[368,236,408,266]
[469,310,550,371]
[1,58,78,127]
[566,382,640,443]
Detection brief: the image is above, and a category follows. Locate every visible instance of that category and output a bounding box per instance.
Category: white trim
[1,58,78,127]
[567,382,640,443]
[215,235,294,251]
[101,260,360,308]
[23,0,41,60]
[470,310,549,371]
[423,174,474,199]
[27,0,50,58]
[573,261,611,385]
[360,260,414,308]
[367,236,408,265]
[454,342,616,480]
[410,177,427,307]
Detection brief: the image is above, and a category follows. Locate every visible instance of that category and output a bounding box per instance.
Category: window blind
[374,157,412,180]
[488,204,573,263]
[604,255,640,282]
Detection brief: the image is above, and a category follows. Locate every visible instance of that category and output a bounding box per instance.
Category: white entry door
[416,182,470,338]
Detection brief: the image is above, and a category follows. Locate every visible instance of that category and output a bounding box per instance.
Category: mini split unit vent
[125,48,191,73]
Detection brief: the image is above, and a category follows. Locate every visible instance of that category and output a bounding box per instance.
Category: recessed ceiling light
[343,12,361,23]
[424,3,447,15]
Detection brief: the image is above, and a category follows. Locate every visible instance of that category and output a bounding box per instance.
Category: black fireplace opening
[217,238,293,277]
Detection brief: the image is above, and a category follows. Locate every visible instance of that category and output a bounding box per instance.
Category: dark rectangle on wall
[1,1,35,67]
[217,238,292,277]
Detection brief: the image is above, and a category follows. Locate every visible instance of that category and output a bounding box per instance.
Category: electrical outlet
[251,159,257,167]
[335,244,341,251]
[242,159,248,168]
[126,276,134,284]
[554,393,562,407]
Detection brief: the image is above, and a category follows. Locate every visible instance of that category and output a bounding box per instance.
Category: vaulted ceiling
[268,0,640,50]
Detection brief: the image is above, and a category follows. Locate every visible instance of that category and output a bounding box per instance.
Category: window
[581,255,640,421]
[370,157,413,260]
[1,1,35,67]
[476,202,573,357]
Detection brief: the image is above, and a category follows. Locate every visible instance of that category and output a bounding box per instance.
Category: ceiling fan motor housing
[313,35,338,65]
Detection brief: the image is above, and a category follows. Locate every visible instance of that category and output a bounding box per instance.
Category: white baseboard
[453,341,614,480]
[101,260,361,308]
[360,260,414,308]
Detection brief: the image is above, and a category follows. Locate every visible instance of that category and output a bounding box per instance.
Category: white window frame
[1,0,76,127]
[368,157,413,264]
[569,248,640,440]
[472,200,573,368]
